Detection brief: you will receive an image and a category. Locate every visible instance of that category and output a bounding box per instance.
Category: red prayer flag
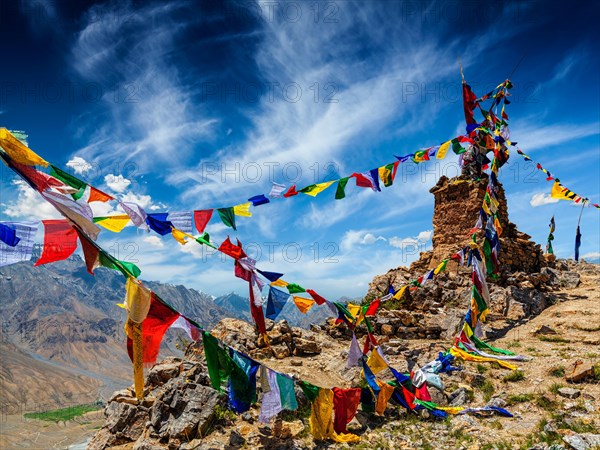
[127,293,180,365]
[362,333,379,355]
[415,384,432,402]
[234,260,252,281]
[332,387,362,434]
[249,280,267,335]
[218,237,247,260]
[462,82,478,125]
[88,186,114,203]
[365,298,380,316]
[76,229,100,274]
[13,161,64,192]
[351,172,374,189]
[283,185,298,198]
[306,289,327,305]
[402,386,416,409]
[193,209,213,233]
[35,220,78,266]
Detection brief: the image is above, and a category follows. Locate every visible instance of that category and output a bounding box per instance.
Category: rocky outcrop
[88,357,226,450]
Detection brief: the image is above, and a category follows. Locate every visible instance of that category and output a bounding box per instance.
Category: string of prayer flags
[217,207,236,230]
[0,221,38,267]
[0,127,48,167]
[35,220,78,266]
[193,210,213,233]
[40,190,101,240]
[248,194,270,206]
[94,215,130,233]
[13,162,65,192]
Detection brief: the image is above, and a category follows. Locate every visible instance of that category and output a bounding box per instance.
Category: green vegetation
[547,365,565,377]
[476,363,488,374]
[593,364,600,381]
[502,370,525,382]
[538,335,571,343]
[549,382,564,394]
[505,393,533,406]
[480,379,495,402]
[23,404,100,422]
[534,395,556,411]
[481,441,511,450]
[575,324,600,332]
[506,340,522,349]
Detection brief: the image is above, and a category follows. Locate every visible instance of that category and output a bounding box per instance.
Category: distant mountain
[214,292,252,321]
[0,256,232,413]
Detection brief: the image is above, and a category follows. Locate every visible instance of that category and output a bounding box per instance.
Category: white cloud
[66,156,93,174]
[416,230,433,241]
[2,180,62,221]
[581,252,600,260]
[389,229,432,250]
[530,192,559,207]
[104,174,131,193]
[362,233,386,245]
[511,121,600,153]
[143,235,164,248]
[340,230,386,251]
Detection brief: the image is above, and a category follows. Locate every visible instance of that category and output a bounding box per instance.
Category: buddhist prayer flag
[575,226,582,261]
[269,182,286,198]
[167,211,193,234]
[551,180,574,201]
[270,278,288,288]
[335,177,349,200]
[88,186,114,203]
[218,237,246,260]
[50,165,87,200]
[283,185,299,198]
[462,82,478,125]
[203,331,233,392]
[126,294,179,365]
[145,213,174,235]
[0,223,20,247]
[248,194,270,206]
[306,289,327,305]
[259,368,282,423]
[94,215,130,233]
[123,277,152,323]
[35,220,78,266]
[300,181,336,197]
[437,140,452,160]
[229,350,259,413]
[346,334,363,368]
[266,287,289,320]
[309,388,360,443]
[257,269,284,283]
[286,283,306,294]
[0,221,38,267]
[0,128,49,167]
[40,190,101,241]
[121,202,148,231]
[352,172,378,191]
[12,162,64,192]
[293,296,315,313]
[217,207,236,230]
[378,162,399,187]
[332,388,362,434]
[76,229,100,275]
[233,202,252,217]
[193,209,213,233]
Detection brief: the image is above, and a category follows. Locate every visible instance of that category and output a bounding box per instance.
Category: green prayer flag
[471,335,515,356]
[299,184,317,194]
[335,177,349,200]
[50,164,87,200]
[98,251,141,278]
[299,381,319,403]
[202,331,233,392]
[217,207,236,231]
[451,138,465,155]
[277,373,298,411]
[196,232,217,249]
[472,285,488,317]
[286,283,306,294]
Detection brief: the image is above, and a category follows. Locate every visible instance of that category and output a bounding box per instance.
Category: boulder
[292,337,321,356]
[566,361,595,383]
[563,433,600,450]
[557,387,581,399]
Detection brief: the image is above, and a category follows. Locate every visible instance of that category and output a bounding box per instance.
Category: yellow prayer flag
[551,181,573,201]
[309,389,360,443]
[233,202,252,217]
[293,296,315,314]
[449,346,517,370]
[125,277,151,323]
[366,348,388,375]
[0,128,49,167]
[302,181,335,197]
[95,215,130,233]
[436,140,452,160]
[171,227,189,245]
[393,285,407,300]
[346,303,361,319]
[270,279,288,287]
[434,259,448,275]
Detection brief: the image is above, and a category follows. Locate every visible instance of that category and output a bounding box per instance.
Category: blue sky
[1,0,599,299]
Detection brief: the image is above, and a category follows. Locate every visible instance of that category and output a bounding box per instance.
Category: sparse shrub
[547,365,565,377]
[480,379,495,402]
[505,393,533,405]
[502,370,525,382]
